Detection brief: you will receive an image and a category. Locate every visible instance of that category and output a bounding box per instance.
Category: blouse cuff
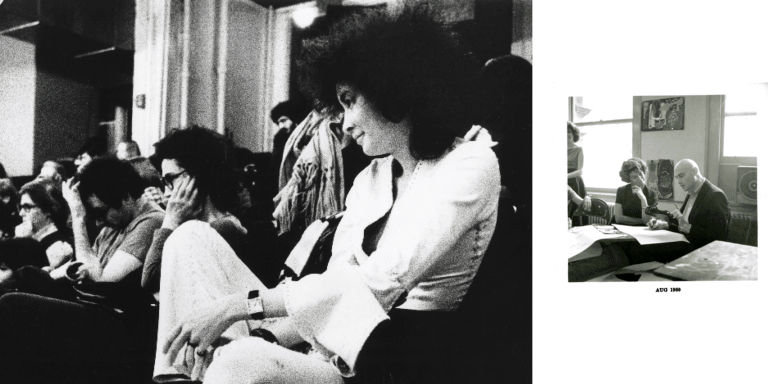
[284,265,389,377]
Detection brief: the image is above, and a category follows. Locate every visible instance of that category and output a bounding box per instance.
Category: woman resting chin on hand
[614,158,657,225]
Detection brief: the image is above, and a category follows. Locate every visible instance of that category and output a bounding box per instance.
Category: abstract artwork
[641,97,685,131]
[648,159,675,200]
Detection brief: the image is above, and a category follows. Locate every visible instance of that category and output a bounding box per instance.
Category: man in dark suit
[644,159,730,261]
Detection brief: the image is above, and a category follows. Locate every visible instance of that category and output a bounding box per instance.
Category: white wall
[0,36,36,177]
[226,0,269,152]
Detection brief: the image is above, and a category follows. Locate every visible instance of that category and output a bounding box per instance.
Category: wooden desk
[653,241,758,281]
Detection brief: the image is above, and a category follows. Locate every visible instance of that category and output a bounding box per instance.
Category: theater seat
[456,188,530,382]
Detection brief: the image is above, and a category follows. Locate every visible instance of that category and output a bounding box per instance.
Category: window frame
[568,96,635,201]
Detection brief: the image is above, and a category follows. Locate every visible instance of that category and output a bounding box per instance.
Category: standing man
[267,100,310,196]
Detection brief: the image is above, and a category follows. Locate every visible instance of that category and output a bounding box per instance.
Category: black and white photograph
[567,91,759,283]
[1,0,531,383]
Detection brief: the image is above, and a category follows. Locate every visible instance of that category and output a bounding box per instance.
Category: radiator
[728,211,758,246]
[586,202,615,225]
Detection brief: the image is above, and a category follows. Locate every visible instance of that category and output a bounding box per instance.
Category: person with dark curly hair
[155,5,498,384]
[62,157,165,283]
[567,121,589,226]
[16,181,74,269]
[141,126,249,296]
[614,158,658,225]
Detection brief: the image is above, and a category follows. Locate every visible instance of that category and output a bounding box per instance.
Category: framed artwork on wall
[641,97,685,131]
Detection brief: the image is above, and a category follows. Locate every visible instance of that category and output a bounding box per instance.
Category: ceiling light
[292,5,319,29]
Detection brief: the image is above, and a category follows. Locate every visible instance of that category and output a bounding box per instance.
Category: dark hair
[298,5,480,160]
[19,181,70,229]
[76,135,108,158]
[127,157,163,190]
[478,55,532,139]
[567,121,580,142]
[270,100,310,126]
[0,179,19,208]
[78,157,145,208]
[0,238,49,270]
[0,162,6,178]
[0,198,22,237]
[619,158,648,183]
[153,126,241,213]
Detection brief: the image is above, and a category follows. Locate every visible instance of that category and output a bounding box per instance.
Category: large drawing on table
[641,97,685,131]
[648,159,674,200]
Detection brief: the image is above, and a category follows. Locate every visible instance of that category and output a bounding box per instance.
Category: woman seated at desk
[613,158,657,225]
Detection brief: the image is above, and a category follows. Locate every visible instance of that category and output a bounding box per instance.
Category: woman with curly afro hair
[157,5,499,384]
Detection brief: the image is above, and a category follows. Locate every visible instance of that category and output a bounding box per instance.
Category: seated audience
[614,157,657,225]
[117,140,142,161]
[15,180,73,269]
[155,6,497,384]
[0,157,165,384]
[142,127,248,296]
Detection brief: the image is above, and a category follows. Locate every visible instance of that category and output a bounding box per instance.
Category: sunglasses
[163,170,188,191]
[18,204,39,212]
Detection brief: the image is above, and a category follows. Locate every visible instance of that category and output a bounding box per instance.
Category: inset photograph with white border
[552,83,768,297]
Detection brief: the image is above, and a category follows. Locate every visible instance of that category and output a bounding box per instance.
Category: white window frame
[568,97,636,202]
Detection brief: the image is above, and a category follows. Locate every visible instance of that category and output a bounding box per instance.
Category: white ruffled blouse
[283,140,501,376]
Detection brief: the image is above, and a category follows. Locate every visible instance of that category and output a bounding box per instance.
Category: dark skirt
[568,171,587,226]
[347,309,469,384]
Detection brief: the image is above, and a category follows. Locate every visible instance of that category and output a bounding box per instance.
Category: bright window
[570,96,633,190]
[723,89,759,158]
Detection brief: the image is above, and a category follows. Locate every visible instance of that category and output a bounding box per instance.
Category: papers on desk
[612,224,689,245]
[568,225,627,259]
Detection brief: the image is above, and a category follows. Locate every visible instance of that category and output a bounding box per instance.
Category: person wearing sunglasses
[141,126,248,300]
[0,157,165,384]
[15,180,73,270]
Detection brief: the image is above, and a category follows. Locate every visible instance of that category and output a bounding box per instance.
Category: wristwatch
[247,290,265,320]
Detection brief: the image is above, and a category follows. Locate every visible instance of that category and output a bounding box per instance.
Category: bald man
[116,141,141,161]
[645,159,730,259]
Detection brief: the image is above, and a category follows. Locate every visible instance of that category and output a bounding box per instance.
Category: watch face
[247,293,265,320]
